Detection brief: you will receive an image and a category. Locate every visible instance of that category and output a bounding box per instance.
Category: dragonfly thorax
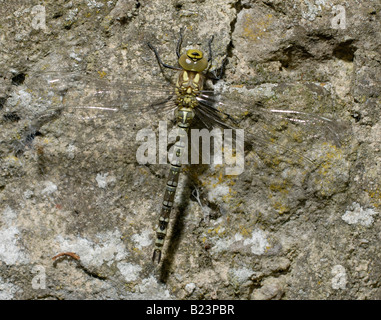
[175,70,204,109]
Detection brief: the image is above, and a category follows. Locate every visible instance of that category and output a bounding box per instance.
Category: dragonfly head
[179,49,208,72]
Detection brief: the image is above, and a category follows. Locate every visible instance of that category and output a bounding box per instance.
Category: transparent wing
[196,89,348,168]
[4,71,178,155]
[24,71,177,115]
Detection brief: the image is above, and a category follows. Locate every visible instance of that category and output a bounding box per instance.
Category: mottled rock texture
[0,0,380,299]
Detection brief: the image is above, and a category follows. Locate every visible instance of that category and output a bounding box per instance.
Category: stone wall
[0,0,380,299]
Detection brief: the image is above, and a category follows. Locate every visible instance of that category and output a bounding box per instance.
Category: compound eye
[178,49,208,72]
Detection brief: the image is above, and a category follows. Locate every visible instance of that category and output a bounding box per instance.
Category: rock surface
[0,0,380,299]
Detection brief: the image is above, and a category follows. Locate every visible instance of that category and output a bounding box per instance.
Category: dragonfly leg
[207,56,227,80]
[176,27,185,58]
[207,35,214,63]
[205,35,228,80]
[147,42,182,71]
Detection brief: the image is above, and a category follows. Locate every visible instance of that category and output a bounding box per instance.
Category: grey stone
[0,0,380,300]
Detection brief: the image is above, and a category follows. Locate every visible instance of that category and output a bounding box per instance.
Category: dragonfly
[3,30,345,264]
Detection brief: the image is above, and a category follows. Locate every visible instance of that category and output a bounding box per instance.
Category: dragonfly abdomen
[152,107,195,263]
